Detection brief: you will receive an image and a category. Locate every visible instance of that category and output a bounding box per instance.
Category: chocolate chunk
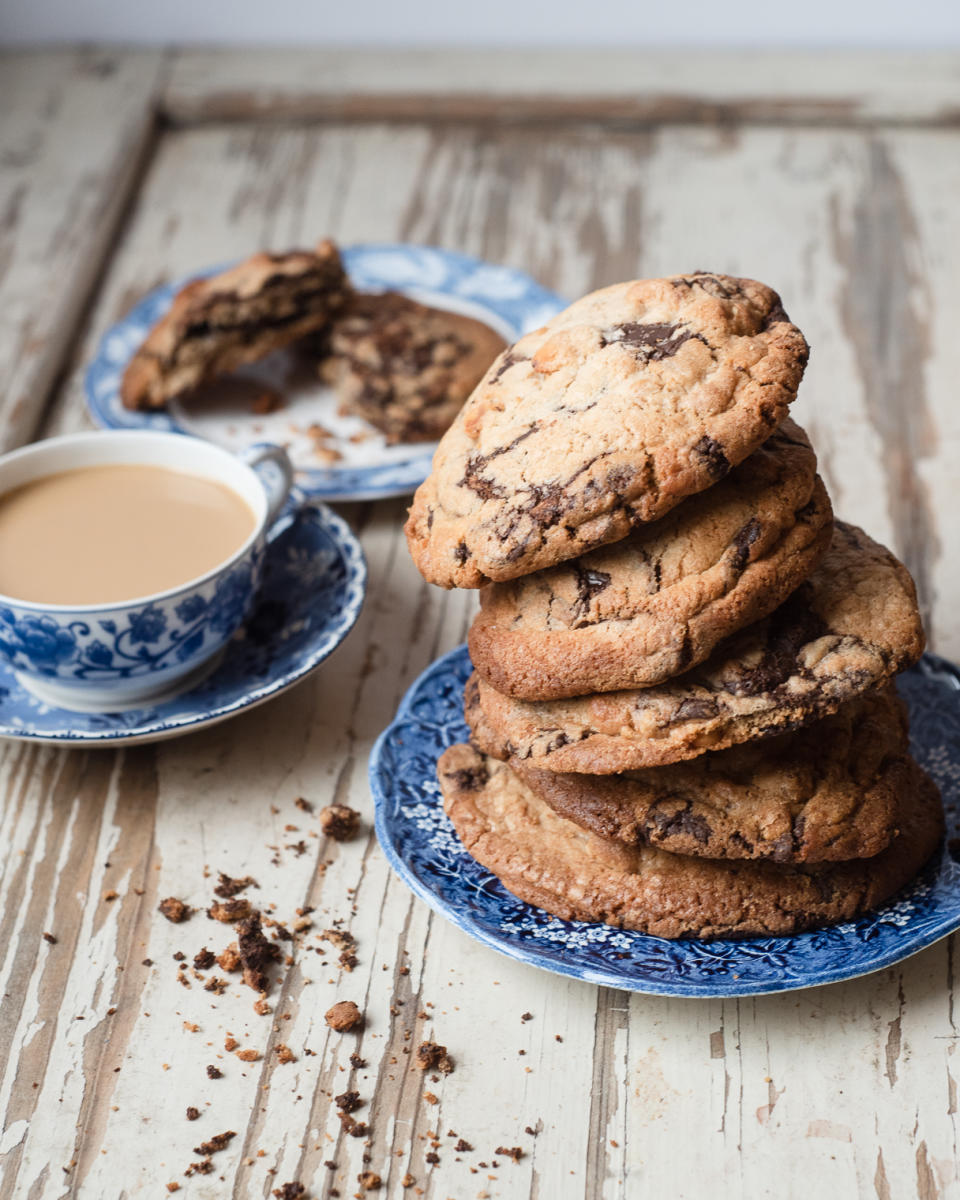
[444,763,489,792]
[730,587,829,698]
[692,435,730,480]
[648,805,711,845]
[673,698,719,721]
[460,456,508,501]
[603,322,700,362]
[731,517,762,572]
[571,565,612,622]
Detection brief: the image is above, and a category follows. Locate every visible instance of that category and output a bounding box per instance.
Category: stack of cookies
[404,272,943,939]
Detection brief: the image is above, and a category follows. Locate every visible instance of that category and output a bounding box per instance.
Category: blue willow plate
[371,645,960,997]
[85,243,565,502]
[0,501,366,746]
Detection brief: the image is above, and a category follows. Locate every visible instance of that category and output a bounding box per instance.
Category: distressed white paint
[0,49,958,1200]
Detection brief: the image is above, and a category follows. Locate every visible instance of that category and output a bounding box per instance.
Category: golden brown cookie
[469,420,832,698]
[487,689,911,863]
[470,523,924,773]
[406,272,809,588]
[121,239,350,410]
[319,291,507,443]
[438,745,943,940]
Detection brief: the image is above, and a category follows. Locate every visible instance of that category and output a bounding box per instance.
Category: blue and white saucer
[85,244,565,502]
[371,645,960,998]
[0,502,366,746]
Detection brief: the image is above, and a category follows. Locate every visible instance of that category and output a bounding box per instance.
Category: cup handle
[241,443,295,529]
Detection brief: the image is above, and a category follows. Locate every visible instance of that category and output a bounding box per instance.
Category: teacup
[0,431,294,712]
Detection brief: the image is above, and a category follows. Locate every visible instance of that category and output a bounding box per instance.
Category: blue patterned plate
[85,244,565,502]
[371,645,960,997]
[0,502,366,746]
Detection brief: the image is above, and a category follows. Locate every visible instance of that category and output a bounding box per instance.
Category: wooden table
[2,47,959,1199]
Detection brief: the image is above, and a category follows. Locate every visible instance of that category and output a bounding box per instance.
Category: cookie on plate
[319,291,507,443]
[469,419,832,699]
[121,239,350,410]
[470,523,924,774]
[438,744,943,939]
[406,272,809,588]
[496,689,911,863]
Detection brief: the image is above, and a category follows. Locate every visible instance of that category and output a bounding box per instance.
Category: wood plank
[162,48,960,126]
[0,48,165,456]
[8,94,960,1200]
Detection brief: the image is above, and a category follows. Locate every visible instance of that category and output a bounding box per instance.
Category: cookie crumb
[325,1001,363,1032]
[208,898,252,923]
[206,1065,222,1080]
[423,1092,438,1105]
[496,1146,524,1163]
[275,1043,297,1064]
[357,1172,381,1192]
[236,1048,260,1063]
[159,897,191,923]
[335,1090,362,1113]
[294,797,313,813]
[43,932,57,944]
[237,914,282,992]
[271,1185,305,1200]
[186,1107,200,1121]
[217,943,241,972]
[401,1174,415,1189]
[213,873,258,899]
[319,804,360,841]
[193,1131,236,1157]
[414,1042,454,1074]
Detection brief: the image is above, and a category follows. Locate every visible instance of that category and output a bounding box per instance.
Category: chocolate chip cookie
[438,745,943,939]
[469,419,832,699]
[406,272,809,588]
[121,239,350,410]
[319,291,507,443]
[483,689,910,863]
[469,523,924,773]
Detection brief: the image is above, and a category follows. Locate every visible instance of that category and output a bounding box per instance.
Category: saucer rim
[371,645,960,998]
[0,502,367,746]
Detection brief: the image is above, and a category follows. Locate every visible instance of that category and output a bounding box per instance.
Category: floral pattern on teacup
[0,556,262,682]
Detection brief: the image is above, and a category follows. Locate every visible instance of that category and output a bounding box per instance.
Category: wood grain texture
[0,48,165,456]
[3,52,960,1200]
[162,48,960,126]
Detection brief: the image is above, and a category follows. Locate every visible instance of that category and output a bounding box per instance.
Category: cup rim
[0,430,270,616]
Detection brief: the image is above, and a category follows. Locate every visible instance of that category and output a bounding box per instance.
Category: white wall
[2,0,960,47]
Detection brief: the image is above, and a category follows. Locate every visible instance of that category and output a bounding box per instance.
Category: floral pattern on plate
[370,645,960,997]
[84,244,565,502]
